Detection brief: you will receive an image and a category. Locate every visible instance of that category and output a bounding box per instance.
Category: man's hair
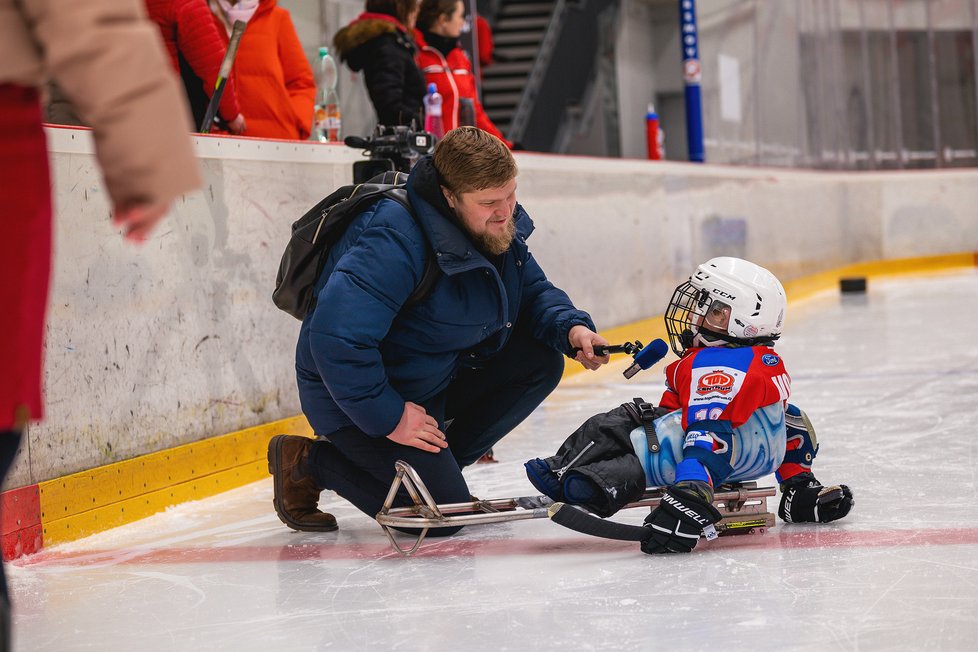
[417,0,459,31]
[365,0,418,27]
[433,127,517,196]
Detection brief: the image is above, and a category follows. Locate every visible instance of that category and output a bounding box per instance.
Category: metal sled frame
[376,460,777,556]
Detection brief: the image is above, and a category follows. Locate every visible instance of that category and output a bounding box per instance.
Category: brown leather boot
[267,435,338,532]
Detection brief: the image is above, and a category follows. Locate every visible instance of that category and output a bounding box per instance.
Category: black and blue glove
[640,480,722,554]
[778,472,854,523]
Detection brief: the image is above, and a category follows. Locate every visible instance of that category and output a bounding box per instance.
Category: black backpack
[272,170,440,320]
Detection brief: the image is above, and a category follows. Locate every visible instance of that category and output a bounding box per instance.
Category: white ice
[9,270,978,651]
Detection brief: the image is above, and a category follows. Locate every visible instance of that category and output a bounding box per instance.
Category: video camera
[344,125,436,184]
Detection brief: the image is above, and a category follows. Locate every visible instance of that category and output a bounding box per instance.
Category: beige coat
[0,0,201,208]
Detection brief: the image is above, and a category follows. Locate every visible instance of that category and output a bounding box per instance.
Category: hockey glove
[640,481,722,554]
[778,472,853,523]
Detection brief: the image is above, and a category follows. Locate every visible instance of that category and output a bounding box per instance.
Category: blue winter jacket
[295,156,595,438]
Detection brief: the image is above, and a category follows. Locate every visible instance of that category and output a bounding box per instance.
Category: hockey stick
[199,20,247,134]
[548,500,774,543]
[548,503,651,542]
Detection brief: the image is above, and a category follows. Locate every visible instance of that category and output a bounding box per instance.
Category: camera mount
[345,125,436,184]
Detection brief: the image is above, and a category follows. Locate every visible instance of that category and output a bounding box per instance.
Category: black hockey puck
[839,277,867,293]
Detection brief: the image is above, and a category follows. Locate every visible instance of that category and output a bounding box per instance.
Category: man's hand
[387,402,448,453]
[112,202,171,243]
[568,325,610,371]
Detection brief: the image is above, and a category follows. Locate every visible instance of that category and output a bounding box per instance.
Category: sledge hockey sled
[376,460,776,555]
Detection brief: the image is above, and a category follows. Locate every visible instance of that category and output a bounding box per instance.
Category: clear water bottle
[423,83,445,139]
[314,47,341,142]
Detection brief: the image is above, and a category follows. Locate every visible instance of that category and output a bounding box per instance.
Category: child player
[525,257,854,554]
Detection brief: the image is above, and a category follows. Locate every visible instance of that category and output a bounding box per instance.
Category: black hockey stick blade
[548,503,650,542]
[200,20,247,133]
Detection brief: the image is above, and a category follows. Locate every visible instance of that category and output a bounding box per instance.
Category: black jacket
[334,17,426,128]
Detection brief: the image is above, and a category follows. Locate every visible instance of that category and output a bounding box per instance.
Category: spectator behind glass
[207,0,315,140]
[147,0,246,134]
[416,0,512,147]
[1,0,202,644]
[333,0,425,128]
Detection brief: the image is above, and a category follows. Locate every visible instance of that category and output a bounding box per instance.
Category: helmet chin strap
[681,328,726,350]
[691,331,728,348]
[687,326,780,351]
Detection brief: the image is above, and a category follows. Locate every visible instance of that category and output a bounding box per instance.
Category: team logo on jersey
[762,354,780,366]
[696,370,734,395]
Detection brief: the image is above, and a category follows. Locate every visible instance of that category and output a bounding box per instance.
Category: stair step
[491,44,541,60]
[482,91,523,107]
[495,15,551,31]
[487,108,515,123]
[499,2,555,18]
[481,77,527,92]
[493,31,546,46]
[482,60,534,76]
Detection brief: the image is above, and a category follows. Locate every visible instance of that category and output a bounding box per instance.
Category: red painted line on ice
[14,526,978,567]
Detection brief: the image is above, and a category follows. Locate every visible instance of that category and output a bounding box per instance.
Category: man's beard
[467,216,516,256]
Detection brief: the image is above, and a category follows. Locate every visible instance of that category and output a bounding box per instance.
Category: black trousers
[308,326,564,535]
[0,429,22,640]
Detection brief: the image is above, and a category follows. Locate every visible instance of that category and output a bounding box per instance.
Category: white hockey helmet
[665,257,786,356]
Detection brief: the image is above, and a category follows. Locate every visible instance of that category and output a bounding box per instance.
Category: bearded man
[268,127,608,534]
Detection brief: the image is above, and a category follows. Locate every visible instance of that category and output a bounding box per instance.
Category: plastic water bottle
[314,47,341,142]
[423,83,445,139]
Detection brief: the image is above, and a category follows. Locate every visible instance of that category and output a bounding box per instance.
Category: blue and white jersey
[629,402,787,487]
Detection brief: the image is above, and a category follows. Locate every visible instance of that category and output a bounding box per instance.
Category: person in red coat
[415,0,511,147]
[207,0,315,140]
[1,0,202,642]
[145,0,246,134]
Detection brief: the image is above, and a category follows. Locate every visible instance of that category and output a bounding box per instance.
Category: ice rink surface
[9,270,978,651]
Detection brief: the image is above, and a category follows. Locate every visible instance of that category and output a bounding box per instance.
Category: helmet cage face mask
[665,280,713,357]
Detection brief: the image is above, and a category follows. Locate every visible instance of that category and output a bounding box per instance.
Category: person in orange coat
[415,0,511,147]
[146,0,246,134]
[207,0,315,140]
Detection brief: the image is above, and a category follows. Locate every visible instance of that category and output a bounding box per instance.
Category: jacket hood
[333,15,415,68]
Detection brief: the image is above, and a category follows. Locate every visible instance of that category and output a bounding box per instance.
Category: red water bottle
[646,103,662,160]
